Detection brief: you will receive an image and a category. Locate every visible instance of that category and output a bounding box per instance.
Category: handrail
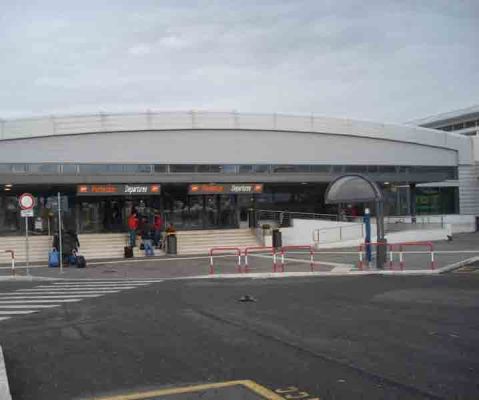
[208,247,242,274]
[313,223,364,243]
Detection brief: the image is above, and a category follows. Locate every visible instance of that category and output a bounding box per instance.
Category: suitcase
[76,255,86,268]
[48,249,60,268]
[124,246,133,258]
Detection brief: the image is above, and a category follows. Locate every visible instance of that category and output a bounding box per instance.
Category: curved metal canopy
[324,174,384,204]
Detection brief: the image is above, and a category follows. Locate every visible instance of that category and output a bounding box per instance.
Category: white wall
[0,129,458,166]
[281,219,367,246]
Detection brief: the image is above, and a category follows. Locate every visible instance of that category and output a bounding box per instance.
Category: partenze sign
[188,184,263,195]
[77,184,161,196]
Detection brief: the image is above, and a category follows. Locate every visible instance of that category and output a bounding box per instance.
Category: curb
[437,256,479,274]
[0,345,12,400]
[161,269,439,281]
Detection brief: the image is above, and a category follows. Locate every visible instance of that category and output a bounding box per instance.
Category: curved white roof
[0,111,472,163]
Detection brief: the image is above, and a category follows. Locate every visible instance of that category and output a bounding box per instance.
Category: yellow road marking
[93,380,285,400]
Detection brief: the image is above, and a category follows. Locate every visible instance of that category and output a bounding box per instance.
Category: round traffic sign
[19,193,35,210]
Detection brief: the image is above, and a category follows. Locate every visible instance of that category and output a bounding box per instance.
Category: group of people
[127,211,175,255]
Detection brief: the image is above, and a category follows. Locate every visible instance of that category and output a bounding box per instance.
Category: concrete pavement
[1,274,479,399]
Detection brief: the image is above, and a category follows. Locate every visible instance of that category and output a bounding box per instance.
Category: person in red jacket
[127,212,139,247]
[153,212,163,248]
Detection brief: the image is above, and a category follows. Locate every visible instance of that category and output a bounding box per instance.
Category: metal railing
[312,224,364,243]
[254,209,358,228]
[384,215,445,232]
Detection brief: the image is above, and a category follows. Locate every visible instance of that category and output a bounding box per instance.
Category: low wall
[281,219,367,246]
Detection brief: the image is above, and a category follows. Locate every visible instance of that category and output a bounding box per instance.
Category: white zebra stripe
[0,317,10,321]
[0,310,38,315]
[11,290,119,295]
[0,295,101,300]
[34,285,139,290]
[0,305,59,309]
[0,299,82,304]
[51,282,148,286]
[59,280,164,283]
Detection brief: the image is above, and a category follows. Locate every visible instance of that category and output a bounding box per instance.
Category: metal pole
[58,192,63,274]
[364,208,372,264]
[25,217,30,275]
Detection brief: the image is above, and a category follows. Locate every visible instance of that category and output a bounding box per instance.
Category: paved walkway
[1,232,478,280]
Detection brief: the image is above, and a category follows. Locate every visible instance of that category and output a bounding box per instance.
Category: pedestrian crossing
[0,279,163,323]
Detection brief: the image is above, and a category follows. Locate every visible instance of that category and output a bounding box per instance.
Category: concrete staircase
[77,233,128,260]
[0,229,261,264]
[176,229,260,255]
[0,235,51,264]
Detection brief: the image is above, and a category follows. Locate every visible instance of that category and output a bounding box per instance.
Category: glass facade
[0,163,458,180]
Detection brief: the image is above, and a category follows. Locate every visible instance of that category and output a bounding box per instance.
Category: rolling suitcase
[48,249,60,268]
[124,246,133,258]
[76,255,86,268]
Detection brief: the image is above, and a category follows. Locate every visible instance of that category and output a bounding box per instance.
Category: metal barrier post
[4,250,15,275]
[243,246,275,273]
[209,251,214,275]
[280,245,314,272]
[358,246,364,270]
[399,246,404,271]
[208,247,242,274]
[398,241,434,271]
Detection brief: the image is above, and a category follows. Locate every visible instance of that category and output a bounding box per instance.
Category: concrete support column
[409,183,416,223]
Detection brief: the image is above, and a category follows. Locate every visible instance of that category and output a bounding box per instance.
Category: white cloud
[128,44,152,56]
[0,0,478,121]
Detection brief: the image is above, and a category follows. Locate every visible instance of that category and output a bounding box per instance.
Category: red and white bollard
[4,250,15,275]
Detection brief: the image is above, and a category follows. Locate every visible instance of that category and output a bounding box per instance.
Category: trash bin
[272,229,282,249]
[166,234,177,255]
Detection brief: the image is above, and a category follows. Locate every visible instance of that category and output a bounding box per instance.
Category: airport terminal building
[0,111,477,235]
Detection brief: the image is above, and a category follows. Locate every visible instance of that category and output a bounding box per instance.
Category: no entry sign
[19,193,35,210]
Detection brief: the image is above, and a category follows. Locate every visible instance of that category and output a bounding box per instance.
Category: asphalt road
[1,274,478,400]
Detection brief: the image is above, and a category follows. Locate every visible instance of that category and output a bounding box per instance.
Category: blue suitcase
[48,249,60,268]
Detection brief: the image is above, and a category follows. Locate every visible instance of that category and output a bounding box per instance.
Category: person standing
[141,217,154,256]
[153,212,163,248]
[127,212,139,247]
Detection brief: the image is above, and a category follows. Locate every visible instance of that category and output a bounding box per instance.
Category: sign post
[57,192,63,274]
[19,193,35,276]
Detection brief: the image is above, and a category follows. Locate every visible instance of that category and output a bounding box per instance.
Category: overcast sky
[0,0,478,123]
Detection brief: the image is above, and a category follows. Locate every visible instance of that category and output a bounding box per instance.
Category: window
[30,164,60,174]
[271,165,311,173]
[310,165,330,173]
[0,164,12,173]
[62,164,78,174]
[254,165,270,173]
[465,120,477,128]
[169,164,196,173]
[11,164,27,173]
[452,123,464,131]
[238,165,254,173]
[377,166,396,173]
[124,164,152,173]
[220,165,238,174]
[78,164,124,174]
[154,165,167,173]
[331,165,343,173]
[344,165,367,173]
